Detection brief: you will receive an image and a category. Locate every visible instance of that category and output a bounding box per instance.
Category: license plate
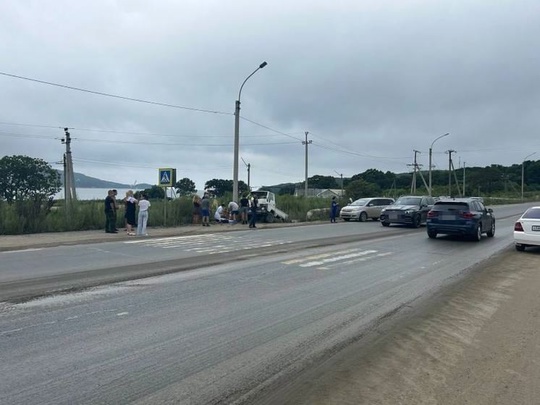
[389,213,398,220]
[532,225,540,231]
[442,215,456,221]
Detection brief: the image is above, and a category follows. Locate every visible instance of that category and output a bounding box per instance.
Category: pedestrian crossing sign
[158,168,176,187]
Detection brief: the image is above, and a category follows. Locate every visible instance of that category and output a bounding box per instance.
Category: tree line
[2,155,540,204]
[1,154,539,234]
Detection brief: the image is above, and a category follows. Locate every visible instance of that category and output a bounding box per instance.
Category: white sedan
[514,206,540,251]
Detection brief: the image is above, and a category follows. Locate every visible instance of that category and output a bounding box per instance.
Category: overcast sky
[1,0,540,191]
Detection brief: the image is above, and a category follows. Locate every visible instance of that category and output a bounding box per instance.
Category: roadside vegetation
[1,154,539,235]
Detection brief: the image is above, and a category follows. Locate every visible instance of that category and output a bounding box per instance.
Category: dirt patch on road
[275,247,540,405]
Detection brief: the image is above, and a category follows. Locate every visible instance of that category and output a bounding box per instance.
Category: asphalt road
[0,202,533,404]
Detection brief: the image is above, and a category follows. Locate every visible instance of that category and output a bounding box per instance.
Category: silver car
[339,197,395,222]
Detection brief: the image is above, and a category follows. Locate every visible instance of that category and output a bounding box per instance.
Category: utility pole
[302,131,312,197]
[241,157,251,191]
[408,150,422,194]
[334,170,344,197]
[522,152,536,202]
[446,150,462,197]
[447,150,455,196]
[462,162,466,196]
[61,128,76,208]
[428,132,450,197]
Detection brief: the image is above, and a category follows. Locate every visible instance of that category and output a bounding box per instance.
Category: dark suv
[426,198,495,241]
[380,195,435,228]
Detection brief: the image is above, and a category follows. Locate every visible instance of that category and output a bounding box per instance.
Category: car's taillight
[427,210,438,218]
[461,212,475,219]
[514,222,524,232]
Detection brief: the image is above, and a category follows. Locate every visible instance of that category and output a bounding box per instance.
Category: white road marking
[1,248,44,254]
[300,250,378,267]
[282,249,361,264]
[124,233,291,254]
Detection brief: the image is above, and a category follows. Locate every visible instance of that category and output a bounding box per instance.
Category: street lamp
[428,132,450,196]
[521,152,536,201]
[233,61,267,203]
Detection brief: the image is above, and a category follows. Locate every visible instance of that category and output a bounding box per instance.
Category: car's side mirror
[488,208,493,213]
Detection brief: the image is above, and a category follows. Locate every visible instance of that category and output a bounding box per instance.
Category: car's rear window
[522,208,540,219]
[395,197,421,205]
[433,202,469,211]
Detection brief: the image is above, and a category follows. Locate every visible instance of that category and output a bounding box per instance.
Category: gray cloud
[1,0,540,191]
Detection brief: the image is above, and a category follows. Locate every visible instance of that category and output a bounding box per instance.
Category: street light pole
[521,152,536,202]
[428,132,450,197]
[233,61,267,203]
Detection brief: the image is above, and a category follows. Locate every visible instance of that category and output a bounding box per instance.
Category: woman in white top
[136,194,151,236]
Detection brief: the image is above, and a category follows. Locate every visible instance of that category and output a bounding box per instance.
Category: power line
[0,130,298,146]
[76,139,299,147]
[0,121,287,138]
[0,71,232,115]
[311,142,410,161]
[240,116,304,141]
[72,157,232,172]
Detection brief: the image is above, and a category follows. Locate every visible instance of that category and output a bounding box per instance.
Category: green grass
[0,192,537,235]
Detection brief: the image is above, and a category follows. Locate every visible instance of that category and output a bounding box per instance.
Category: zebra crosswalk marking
[124,233,290,255]
[341,251,393,266]
[282,248,360,265]
[299,250,378,267]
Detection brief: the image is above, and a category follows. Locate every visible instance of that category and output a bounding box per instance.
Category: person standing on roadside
[112,189,119,231]
[192,195,201,225]
[330,196,339,223]
[136,194,151,236]
[200,193,210,227]
[239,194,249,224]
[104,190,117,233]
[124,190,138,235]
[249,194,258,229]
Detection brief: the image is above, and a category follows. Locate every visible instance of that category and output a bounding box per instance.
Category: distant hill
[57,171,153,189]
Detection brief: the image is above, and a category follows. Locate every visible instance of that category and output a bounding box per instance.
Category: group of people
[104,189,151,236]
[192,193,259,228]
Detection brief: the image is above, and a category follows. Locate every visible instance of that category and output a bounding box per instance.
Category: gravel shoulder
[265,246,540,405]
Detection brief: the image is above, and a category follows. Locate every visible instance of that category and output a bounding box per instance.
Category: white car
[339,197,394,222]
[514,206,540,251]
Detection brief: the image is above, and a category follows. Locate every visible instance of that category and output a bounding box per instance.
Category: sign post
[158,168,176,226]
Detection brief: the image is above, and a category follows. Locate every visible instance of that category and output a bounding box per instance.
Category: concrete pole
[303,131,312,197]
[447,150,455,196]
[232,62,267,204]
[463,162,466,196]
[233,100,240,203]
[428,132,450,197]
[522,152,536,201]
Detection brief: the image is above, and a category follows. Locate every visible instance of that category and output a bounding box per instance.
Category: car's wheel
[381,221,390,227]
[343,218,350,222]
[265,212,275,223]
[359,212,368,222]
[412,214,421,228]
[515,244,526,252]
[427,229,437,239]
[473,224,482,241]
[487,221,495,237]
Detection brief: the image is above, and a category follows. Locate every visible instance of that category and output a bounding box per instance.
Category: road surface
[0,202,537,404]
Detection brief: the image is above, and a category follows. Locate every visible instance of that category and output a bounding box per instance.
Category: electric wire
[0,71,232,115]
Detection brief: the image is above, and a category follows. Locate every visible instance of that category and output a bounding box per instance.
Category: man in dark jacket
[104,190,117,233]
[249,195,258,229]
